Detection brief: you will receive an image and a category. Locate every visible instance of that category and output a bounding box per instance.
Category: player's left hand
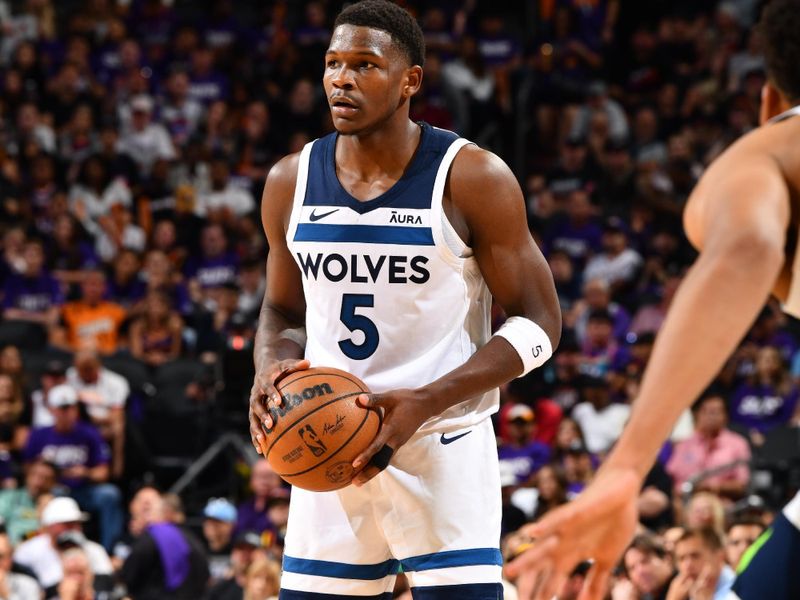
[350,390,432,486]
[506,464,641,600]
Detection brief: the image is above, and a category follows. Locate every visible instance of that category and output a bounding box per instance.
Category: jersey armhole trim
[286,141,315,244]
[430,138,474,267]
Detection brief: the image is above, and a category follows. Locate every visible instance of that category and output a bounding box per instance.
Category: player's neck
[336,118,421,181]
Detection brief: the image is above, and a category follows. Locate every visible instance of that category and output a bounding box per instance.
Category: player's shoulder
[706,124,784,176]
[448,144,521,207]
[265,152,303,192]
[450,144,516,186]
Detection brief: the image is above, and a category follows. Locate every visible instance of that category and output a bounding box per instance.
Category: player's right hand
[505,464,641,600]
[249,358,310,455]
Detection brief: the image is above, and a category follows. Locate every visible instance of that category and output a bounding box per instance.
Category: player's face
[324,25,421,135]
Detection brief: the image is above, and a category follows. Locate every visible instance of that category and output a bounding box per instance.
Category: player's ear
[403,65,423,99]
[760,81,788,125]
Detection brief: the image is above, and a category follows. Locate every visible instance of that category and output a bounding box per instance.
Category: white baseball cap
[48,384,78,409]
[41,497,88,527]
[130,94,154,113]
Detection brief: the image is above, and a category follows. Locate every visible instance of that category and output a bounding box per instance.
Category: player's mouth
[331,96,359,116]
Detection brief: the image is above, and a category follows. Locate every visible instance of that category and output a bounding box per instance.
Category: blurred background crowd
[0,0,796,598]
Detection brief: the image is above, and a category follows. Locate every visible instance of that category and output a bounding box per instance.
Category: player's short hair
[759,0,800,102]
[691,385,727,413]
[334,0,425,67]
[678,527,724,552]
[627,533,669,560]
[725,516,766,535]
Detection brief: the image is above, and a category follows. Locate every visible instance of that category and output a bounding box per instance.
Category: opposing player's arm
[507,148,790,600]
[608,151,789,478]
[249,154,311,454]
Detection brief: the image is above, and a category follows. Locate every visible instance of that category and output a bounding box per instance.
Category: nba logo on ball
[298,425,327,456]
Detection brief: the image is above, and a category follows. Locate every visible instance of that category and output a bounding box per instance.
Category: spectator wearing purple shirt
[731,346,800,438]
[183,223,239,292]
[569,278,631,345]
[2,238,62,335]
[746,306,799,362]
[22,384,123,551]
[234,459,288,542]
[475,13,520,69]
[498,404,552,486]
[188,45,229,106]
[562,440,596,498]
[545,189,603,266]
[107,249,147,309]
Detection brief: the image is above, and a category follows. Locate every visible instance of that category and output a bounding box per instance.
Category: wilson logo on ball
[264,382,334,434]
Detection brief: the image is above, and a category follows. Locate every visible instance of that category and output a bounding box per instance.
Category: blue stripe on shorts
[402,548,503,572]
[411,583,504,599]
[282,556,401,580]
[282,547,501,582]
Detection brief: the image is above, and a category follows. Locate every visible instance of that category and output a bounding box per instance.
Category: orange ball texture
[263,367,380,492]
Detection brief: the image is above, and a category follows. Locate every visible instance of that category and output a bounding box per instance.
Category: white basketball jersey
[286,123,498,431]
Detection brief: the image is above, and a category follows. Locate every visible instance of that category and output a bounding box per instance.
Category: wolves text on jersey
[296,252,431,285]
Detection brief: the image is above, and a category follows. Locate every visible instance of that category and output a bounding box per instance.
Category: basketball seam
[276,370,368,394]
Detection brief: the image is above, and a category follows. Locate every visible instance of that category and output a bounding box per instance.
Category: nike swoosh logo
[309,208,340,222]
[440,430,472,445]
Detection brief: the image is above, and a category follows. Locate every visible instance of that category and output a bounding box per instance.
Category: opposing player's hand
[249,358,310,455]
[350,390,432,486]
[505,465,641,600]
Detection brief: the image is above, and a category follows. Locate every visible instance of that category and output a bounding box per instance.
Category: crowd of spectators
[0,0,796,597]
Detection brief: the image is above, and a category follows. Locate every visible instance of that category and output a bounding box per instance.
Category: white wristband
[494,316,553,377]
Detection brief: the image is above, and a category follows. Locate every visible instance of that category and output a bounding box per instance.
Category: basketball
[262,367,380,492]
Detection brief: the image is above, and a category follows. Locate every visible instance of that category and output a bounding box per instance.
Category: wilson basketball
[263,367,380,492]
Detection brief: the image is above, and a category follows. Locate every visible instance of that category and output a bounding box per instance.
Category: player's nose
[330,66,355,89]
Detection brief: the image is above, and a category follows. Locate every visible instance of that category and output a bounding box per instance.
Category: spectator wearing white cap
[116,94,176,176]
[21,384,123,552]
[13,497,112,597]
[202,498,237,584]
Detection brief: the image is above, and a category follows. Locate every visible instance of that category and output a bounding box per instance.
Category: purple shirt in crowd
[184,253,239,289]
[730,383,800,434]
[498,442,552,485]
[2,272,63,312]
[189,73,229,105]
[234,498,275,538]
[23,422,110,489]
[546,220,603,264]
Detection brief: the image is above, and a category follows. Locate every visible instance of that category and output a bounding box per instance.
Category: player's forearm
[418,335,547,418]
[253,294,305,373]
[607,241,782,479]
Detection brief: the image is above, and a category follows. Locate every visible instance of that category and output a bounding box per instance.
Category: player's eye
[326,59,338,68]
[360,62,375,70]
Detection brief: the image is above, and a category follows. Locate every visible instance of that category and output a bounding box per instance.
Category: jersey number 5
[338,294,379,360]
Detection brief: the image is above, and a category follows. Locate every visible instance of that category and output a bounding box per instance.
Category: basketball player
[506,1,800,599]
[248,1,561,598]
